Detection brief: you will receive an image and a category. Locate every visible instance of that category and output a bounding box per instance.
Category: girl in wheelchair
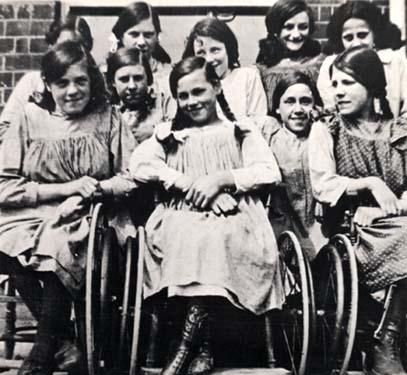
[309,45,407,375]
[263,71,325,261]
[130,56,284,375]
[0,40,137,375]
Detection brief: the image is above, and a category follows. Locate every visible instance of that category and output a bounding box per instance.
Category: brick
[30,54,42,70]
[4,88,12,103]
[0,38,14,53]
[5,54,32,70]
[0,5,14,19]
[320,6,332,22]
[30,38,47,53]
[33,4,54,19]
[0,72,12,88]
[6,21,30,36]
[30,21,52,36]
[0,21,4,36]
[0,57,4,71]
[17,4,32,19]
[310,6,319,20]
[314,22,328,39]
[16,38,28,53]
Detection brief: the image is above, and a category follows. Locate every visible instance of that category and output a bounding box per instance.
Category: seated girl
[130,56,284,375]
[106,47,167,144]
[0,41,137,375]
[182,17,268,121]
[309,46,407,375]
[0,14,94,141]
[256,0,325,113]
[264,71,325,260]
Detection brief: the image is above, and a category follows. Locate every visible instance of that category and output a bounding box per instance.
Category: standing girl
[0,41,136,375]
[264,71,325,260]
[106,47,167,144]
[182,18,268,121]
[310,46,407,375]
[130,56,284,375]
[256,0,324,113]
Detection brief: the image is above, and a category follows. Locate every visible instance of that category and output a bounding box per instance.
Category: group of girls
[0,1,407,375]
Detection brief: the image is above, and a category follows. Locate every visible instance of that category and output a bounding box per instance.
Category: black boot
[370,282,407,375]
[161,298,208,375]
[187,318,214,375]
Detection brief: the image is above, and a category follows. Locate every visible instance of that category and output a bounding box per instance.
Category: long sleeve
[0,72,44,142]
[231,121,281,192]
[317,55,336,110]
[107,107,139,196]
[0,108,39,207]
[245,67,268,118]
[308,121,352,206]
[129,129,184,190]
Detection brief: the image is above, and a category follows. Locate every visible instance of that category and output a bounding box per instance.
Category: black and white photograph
[0,0,407,374]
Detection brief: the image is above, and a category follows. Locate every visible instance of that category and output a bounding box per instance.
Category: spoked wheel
[85,203,121,375]
[273,231,314,375]
[311,243,345,373]
[329,234,358,375]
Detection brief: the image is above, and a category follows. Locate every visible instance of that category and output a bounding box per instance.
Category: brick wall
[0,1,58,115]
[0,0,391,116]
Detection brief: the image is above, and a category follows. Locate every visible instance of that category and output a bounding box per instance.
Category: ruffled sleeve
[0,106,39,207]
[245,67,268,118]
[317,55,336,110]
[231,120,281,192]
[309,120,352,206]
[129,122,184,190]
[104,106,138,197]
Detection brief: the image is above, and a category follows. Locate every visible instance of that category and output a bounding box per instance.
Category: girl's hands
[68,176,100,199]
[354,206,385,227]
[55,195,86,222]
[367,177,398,215]
[210,193,238,216]
[185,173,229,209]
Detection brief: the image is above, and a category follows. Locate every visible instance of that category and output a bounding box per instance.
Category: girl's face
[49,60,91,115]
[193,36,230,79]
[341,18,374,50]
[278,83,314,135]
[279,11,310,52]
[122,18,158,60]
[114,64,148,107]
[331,66,370,117]
[176,68,220,125]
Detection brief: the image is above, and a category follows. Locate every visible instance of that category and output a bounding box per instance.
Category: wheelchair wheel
[85,203,121,375]
[274,231,314,375]
[311,243,345,373]
[330,234,358,375]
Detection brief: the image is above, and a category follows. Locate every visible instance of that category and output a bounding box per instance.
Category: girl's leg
[18,272,71,375]
[161,297,209,375]
[370,279,407,375]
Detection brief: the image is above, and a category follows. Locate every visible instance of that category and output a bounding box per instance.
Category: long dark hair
[45,14,93,51]
[331,46,393,119]
[256,0,320,67]
[106,47,156,121]
[182,18,240,70]
[39,40,108,114]
[169,56,236,131]
[325,1,402,54]
[112,1,171,64]
[271,71,322,121]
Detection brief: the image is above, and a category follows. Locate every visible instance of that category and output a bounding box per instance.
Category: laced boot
[161,299,208,375]
[188,318,214,375]
[370,282,407,375]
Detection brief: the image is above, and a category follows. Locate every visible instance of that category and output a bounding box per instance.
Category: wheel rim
[276,231,311,375]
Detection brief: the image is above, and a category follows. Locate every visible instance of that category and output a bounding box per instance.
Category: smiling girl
[130,56,283,375]
[256,0,324,113]
[264,71,325,260]
[317,1,407,118]
[182,18,268,121]
[310,46,407,375]
[0,41,136,375]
